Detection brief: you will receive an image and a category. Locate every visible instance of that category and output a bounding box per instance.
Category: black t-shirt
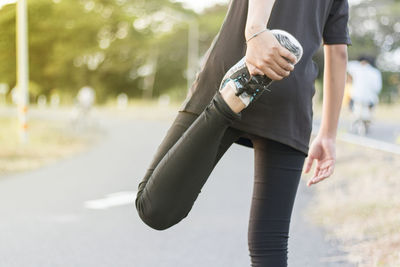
[179,0,352,157]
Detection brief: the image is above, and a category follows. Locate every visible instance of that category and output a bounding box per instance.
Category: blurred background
[0,0,399,266]
[0,0,399,105]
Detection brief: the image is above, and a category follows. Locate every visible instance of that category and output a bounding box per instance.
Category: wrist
[316,131,336,141]
[245,24,267,40]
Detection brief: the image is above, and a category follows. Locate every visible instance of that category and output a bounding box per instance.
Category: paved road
[314,117,400,145]
[0,117,354,267]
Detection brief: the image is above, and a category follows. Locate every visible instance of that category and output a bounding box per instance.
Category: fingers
[254,59,287,81]
[259,55,294,80]
[246,62,265,76]
[304,155,314,174]
[245,31,299,81]
[279,46,297,65]
[247,60,289,80]
[275,55,294,73]
[263,67,285,81]
[247,49,295,81]
[267,59,290,78]
[309,168,330,185]
[307,164,334,187]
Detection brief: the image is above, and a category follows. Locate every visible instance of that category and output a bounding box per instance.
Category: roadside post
[16,0,29,143]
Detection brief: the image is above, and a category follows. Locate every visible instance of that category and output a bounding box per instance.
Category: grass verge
[302,137,400,266]
[0,117,101,176]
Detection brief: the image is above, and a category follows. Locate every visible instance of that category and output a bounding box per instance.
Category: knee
[135,194,183,231]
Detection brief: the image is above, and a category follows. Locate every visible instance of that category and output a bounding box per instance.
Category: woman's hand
[304,136,336,186]
[245,29,297,79]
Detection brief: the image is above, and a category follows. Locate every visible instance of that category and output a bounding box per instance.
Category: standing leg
[135,92,243,230]
[248,136,306,266]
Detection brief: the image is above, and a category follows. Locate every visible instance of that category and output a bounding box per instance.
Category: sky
[0,0,229,11]
[173,0,228,12]
[0,0,16,9]
[0,0,362,12]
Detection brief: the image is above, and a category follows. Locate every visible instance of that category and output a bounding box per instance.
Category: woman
[135,0,351,266]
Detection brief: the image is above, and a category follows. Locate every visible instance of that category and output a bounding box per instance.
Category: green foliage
[380,72,400,103]
[348,0,400,69]
[0,0,224,103]
[2,0,397,104]
[0,3,17,87]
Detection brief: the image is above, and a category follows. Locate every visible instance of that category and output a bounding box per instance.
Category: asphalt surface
[0,116,354,267]
[314,117,400,145]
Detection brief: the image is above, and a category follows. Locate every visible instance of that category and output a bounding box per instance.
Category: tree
[0,0,202,102]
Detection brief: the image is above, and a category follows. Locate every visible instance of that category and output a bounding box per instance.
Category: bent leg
[248,136,306,267]
[136,111,198,201]
[136,92,242,230]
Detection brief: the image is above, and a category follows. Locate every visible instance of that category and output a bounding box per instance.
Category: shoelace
[233,73,272,101]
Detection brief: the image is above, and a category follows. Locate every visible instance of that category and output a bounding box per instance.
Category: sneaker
[219,29,303,107]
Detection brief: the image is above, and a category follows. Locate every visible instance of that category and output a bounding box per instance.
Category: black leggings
[135,91,306,266]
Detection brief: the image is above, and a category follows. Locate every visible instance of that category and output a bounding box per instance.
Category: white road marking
[338,132,400,155]
[84,191,137,210]
[312,125,400,155]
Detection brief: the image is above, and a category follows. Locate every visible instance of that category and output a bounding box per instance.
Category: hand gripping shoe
[219,29,303,107]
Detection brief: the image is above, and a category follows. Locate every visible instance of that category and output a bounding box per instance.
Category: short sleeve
[323,0,352,46]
